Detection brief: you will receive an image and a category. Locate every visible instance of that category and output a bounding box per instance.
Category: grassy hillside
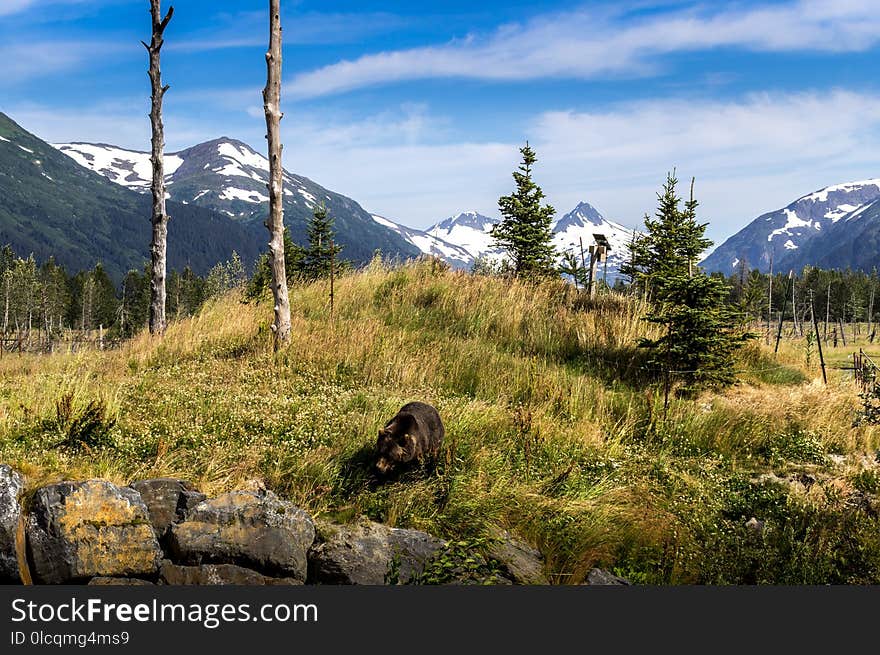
[1,259,879,583]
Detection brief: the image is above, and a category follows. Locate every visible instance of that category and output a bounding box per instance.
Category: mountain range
[54,137,420,265]
[413,204,637,280]
[54,135,639,278]
[5,110,878,283]
[701,179,880,274]
[0,112,264,282]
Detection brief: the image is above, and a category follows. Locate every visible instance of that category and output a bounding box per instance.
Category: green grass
[1,258,879,584]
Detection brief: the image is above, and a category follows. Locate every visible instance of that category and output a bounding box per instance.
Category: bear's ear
[404,433,417,450]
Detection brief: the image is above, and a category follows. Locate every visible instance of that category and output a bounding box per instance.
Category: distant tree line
[0,244,244,340]
[0,200,346,343]
[722,263,878,333]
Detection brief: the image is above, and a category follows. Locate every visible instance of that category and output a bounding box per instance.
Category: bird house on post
[588,233,610,299]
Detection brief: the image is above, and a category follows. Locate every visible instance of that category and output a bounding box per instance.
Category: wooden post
[774,271,793,354]
[603,250,608,288]
[578,237,588,275]
[825,281,831,342]
[810,291,826,385]
[263,0,291,350]
[869,284,875,338]
[588,245,600,300]
[143,0,173,337]
[838,317,848,347]
[329,238,335,316]
[766,253,773,344]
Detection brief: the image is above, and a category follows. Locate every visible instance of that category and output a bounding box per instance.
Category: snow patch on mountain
[54,142,183,189]
[801,179,880,203]
[217,142,269,173]
[218,187,268,203]
[426,211,502,261]
[824,204,859,221]
[371,214,473,268]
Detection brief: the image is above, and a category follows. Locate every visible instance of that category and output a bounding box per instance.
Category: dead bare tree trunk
[263,0,291,349]
[143,0,173,336]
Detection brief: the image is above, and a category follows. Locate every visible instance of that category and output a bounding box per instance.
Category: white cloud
[0,42,96,83]
[289,0,880,99]
[0,38,133,86]
[266,90,880,247]
[2,102,225,153]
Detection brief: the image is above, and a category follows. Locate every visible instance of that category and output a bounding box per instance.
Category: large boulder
[584,568,631,586]
[26,480,162,584]
[308,519,444,585]
[487,531,549,585]
[158,560,302,585]
[129,478,206,538]
[0,464,25,583]
[168,490,315,582]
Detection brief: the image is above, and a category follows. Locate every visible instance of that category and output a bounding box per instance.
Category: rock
[0,464,25,583]
[26,480,162,584]
[486,531,548,585]
[168,490,314,581]
[88,577,154,585]
[308,518,444,585]
[584,568,631,586]
[129,478,206,538]
[158,560,302,585]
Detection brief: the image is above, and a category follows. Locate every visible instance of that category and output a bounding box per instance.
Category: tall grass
[0,258,878,583]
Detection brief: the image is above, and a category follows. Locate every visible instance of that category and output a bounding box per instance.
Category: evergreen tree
[619,230,645,291]
[740,268,766,324]
[637,173,750,396]
[304,202,343,280]
[246,228,304,299]
[630,173,713,296]
[119,266,151,336]
[90,263,119,330]
[40,258,70,335]
[491,143,557,279]
[559,250,588,289]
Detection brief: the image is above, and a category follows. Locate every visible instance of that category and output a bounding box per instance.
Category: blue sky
[2,0,880,244]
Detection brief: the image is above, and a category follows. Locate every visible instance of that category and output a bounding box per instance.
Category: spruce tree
[304,202,343,280]
[246,228,303,299]
[491,143,557,279]
[637,173,750,396]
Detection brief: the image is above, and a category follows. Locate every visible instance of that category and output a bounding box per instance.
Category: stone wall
[0,465,561,586]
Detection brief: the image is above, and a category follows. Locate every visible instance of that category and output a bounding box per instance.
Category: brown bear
[375,402,444,476]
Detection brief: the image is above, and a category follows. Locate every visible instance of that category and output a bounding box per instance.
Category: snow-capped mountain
[54,139,420,265]
[0,112,263,281]
[422,204,636,279]
[426,211,504,262]
[371,215,474,269]
[702,178,880,274]
[551,201,636,279]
